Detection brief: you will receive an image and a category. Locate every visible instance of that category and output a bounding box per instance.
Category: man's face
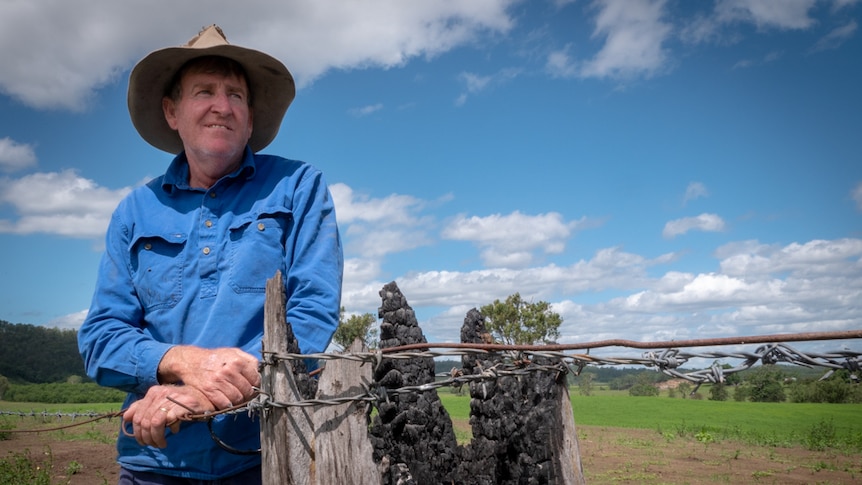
[162,69,253,167]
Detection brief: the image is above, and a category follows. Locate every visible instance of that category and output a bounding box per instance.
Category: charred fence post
[370,281,460,484]
[259,276,584,484]
[459,308,586,484]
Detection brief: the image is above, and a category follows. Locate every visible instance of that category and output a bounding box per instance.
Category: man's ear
[163,97,178,130]
[247,107,253,137]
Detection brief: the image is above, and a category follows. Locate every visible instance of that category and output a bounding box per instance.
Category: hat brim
[128,43,295,154]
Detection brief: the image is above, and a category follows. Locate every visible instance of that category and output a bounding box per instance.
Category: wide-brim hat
[128,25,295,154]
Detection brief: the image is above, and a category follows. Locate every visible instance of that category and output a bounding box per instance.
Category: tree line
[0,320,87,384]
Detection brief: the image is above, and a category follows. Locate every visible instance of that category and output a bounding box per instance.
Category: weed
[0,448,53,485]
[65,459,83,475]
[751,469,774,481]
[0,420,11,441]
[806,418,837,451]
[695,429,715,446]
[807,460,836,472]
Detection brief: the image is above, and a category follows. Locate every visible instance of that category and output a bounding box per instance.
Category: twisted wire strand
[3,335,860,434]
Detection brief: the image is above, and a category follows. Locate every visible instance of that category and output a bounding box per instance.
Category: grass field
[437,389,862,451]
[4,394,862,483]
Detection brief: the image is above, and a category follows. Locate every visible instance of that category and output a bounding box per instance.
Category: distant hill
[0,320,87,383]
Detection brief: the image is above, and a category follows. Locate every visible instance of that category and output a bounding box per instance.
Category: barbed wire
[3,333,860,434]
[250,342,861,411]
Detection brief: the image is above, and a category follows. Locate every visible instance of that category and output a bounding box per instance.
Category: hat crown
[186,25,229,49]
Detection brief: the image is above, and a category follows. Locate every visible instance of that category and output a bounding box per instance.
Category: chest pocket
[129,232,187,310]
[228,207,292,293]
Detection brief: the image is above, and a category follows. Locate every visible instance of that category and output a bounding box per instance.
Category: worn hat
[128,25,295,154]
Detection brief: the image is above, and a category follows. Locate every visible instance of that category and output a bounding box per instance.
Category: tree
[332,307,378,350]
[677,381,692,399]
[747,365,786,402]
[0,374,9,400]
[708,383,728,401]
[479,293,562,345]
[578,372,595,396]
[628,373,659,397]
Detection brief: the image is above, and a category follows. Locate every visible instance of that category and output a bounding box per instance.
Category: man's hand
[122,384,214,448]
[157,346,260,409]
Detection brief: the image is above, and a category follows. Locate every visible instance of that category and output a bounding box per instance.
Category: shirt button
[257,222,265,231]
[205,220,213,228]
[202,247,211,255]
[144,243,152,250]
[209,192,217,198]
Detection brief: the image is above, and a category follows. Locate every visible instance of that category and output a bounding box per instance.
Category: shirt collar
[161,146,257,193]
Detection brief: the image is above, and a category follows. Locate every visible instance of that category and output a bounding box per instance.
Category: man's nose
[210,91,232,113]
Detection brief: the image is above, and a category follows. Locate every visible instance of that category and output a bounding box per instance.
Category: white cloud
[832,0,861,10]
[717,238,862,277]
[683,182,709,205]
[330,183,436,261]
[682,0,822,45]
[0,170,131,238]
[0,0,518,110]
[715,0,818,30]
[578,0,673,80]
[853,182,862,211]
[0,137,37,172]
[348,103,384,117]
[808,19,858,53]
[662,213,726,239]
[550,237,862,347]
[46,310,88,330]
[546,46,579,78]
[460,72,493,92]
[455,68,521,105]
[442,211,585,267]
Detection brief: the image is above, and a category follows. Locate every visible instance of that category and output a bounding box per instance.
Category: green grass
[0,401,122,414]
[437,389,862,450]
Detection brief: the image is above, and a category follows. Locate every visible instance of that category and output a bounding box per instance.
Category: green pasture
[0,401,121,415]
[437,389,862,450]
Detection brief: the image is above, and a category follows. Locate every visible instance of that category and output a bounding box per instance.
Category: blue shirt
[78,147,343,479]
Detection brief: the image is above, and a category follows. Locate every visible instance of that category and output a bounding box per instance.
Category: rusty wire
[3,330,860,433]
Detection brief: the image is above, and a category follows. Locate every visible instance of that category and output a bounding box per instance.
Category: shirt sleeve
[77,208,173,394]
[283,169,344,356]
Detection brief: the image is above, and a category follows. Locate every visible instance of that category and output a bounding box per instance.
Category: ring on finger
[160,407,169,413]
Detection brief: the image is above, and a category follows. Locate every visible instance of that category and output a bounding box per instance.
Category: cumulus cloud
[808,20,858,53]
[682,0,822,45]
[46,310,88,330]
[551,237,862,347]
[0,170,131,238]
[348,103,384,117]
[662,213,726,239]
[683,182,709,205]
[578,0,673,79]
[330,182,437,261]
[442,211,586,267]
[0,0,517,110]
[0,137,37,172]
[717,238,862,277]
[715,0,819,30]
[455,68,520,105]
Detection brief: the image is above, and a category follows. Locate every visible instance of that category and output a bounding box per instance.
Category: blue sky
[1,0,860,358]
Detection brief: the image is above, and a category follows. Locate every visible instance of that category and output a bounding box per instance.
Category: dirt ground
[1,422,860,484]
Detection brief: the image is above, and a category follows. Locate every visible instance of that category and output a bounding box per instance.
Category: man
[78,25,343,483]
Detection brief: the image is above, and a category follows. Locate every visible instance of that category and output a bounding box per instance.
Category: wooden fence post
[312,339,382,483]
[260,271,314,485]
